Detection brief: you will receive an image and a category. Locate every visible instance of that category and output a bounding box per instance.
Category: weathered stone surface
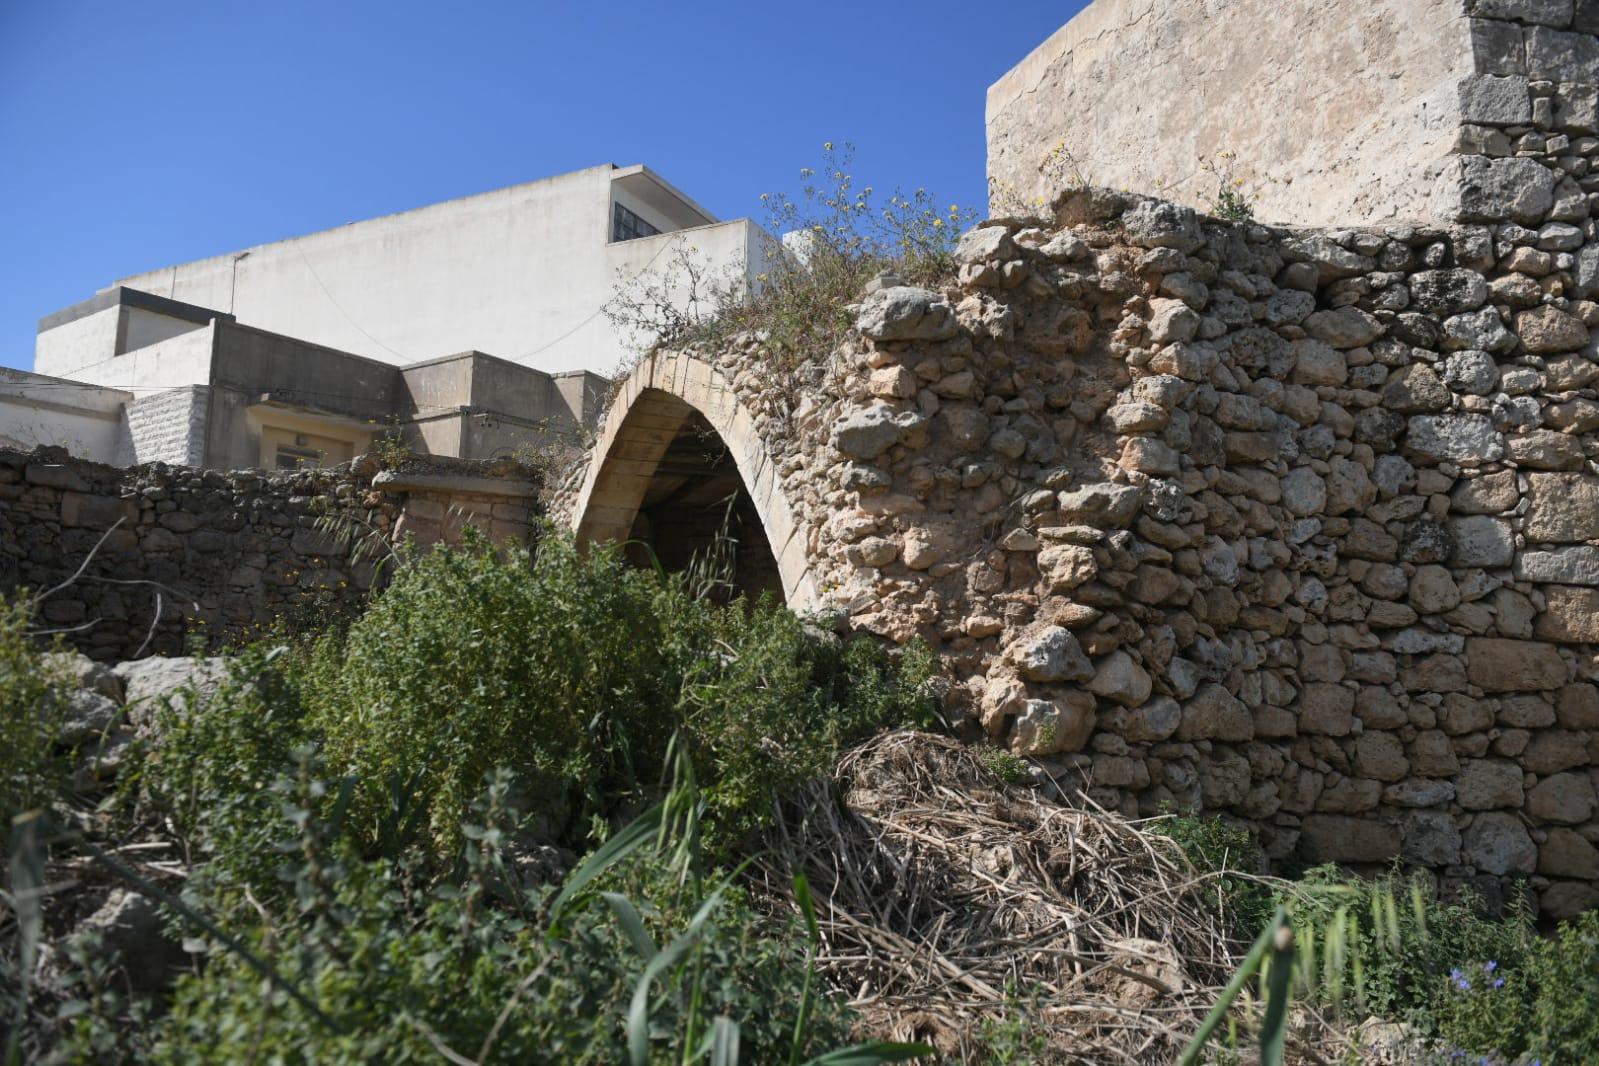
[1103,695,1181,742]
[1536,586,1599,642]
[1086,650,1153,706]
[1401,810,1461,866]
[114,657,229,719]
[1012,627,1094,683]
[1525,474,1599,542]
[1538,827,1599,878]
[1518,547,1599,585]
[1178,683,1255,741]
[1436,155,1555,224]
[1404,414,1505,463]
[1011,691,1096,755]
[1300,816,1399,864]
[1449,515,1514,568]
[856,286,957,341]
[1457,759,1525,809]
[1525,772,1598,824]
[831,404,922,460]
[1464,638,1567,691]
[1120,198,1204,252]
[1516,305,1592,353]
[1299,683,1356,735]
[1541,882,1599,921]
[1464,812,1537,875]
[73,889,190,996]
[1305,307,1384,348]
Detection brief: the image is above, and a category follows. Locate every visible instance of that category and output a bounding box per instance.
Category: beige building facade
[19,164,766,468]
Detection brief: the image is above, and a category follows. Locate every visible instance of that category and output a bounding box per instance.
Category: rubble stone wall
[1,448,540,661]
[569,89,1599,913]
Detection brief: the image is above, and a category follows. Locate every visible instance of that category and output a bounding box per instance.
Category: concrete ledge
[372,470,537,497]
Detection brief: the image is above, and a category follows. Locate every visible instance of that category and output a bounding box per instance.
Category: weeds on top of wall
[605,143,976,388]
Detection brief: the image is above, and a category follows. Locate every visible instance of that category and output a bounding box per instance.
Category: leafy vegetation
[606,142,975,377]
[0,598,68,822]
[1166,813,1599,1063]
[3,529,938,1063]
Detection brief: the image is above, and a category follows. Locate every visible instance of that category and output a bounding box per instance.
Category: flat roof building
[15,163,768,469]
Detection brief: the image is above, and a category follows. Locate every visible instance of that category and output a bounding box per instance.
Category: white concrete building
[17,163,769,468]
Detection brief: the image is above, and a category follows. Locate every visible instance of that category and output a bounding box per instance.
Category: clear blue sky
[0,1,1084,370]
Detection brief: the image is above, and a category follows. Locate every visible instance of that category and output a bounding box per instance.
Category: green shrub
[0,596,68,820]
[146,764,857,1064]
[298,530,933,855]
[679,607,935,845]
[300,531,708,853]
[1429,908,1599,1062]
[132,646,313,895]
[1152,812,1275,937]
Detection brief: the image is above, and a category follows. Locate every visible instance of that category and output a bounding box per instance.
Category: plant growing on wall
[605,142,975,392]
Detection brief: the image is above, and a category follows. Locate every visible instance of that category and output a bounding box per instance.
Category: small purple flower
[1483,960,1498,974]
[1450,967,1472,992]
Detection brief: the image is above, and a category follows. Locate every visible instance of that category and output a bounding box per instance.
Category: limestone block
[1300,815,1400,864]
[1525,474,1599,541]
[1525,772,1598,823]
[1464,638,1567,691]
[1457,759,1526,809]
[1086,650,1152,706]
[1012,626,1094,683]
[1449,515,1515,568]
[1177,683,1254,741]
[1538,827,1599,877]
[1434,156,1555,224]
[1515,305,1592,352]
[1011,692,1096,755]
[1535,585,1599,642]
[1401,811,1462,866]
[855,286,957,342]
[1463,812,1537,875]
[1404,413,1505,463]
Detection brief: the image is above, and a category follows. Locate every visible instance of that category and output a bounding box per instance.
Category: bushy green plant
[298,529,933,855]
[679,607,935,845]
[974,744,1033,788]
[0,596,68,821]
[1152,813,1275,937]
[144,760,878,1064]
[300,530,705,853]
[1428,909,1599,1062]
[133,647,313,893]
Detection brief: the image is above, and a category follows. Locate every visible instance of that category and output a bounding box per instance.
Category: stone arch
[569,352,820,609]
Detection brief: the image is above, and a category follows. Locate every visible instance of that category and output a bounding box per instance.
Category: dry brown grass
[754,732,1351,1064]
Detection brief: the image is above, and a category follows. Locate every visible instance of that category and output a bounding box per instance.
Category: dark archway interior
[624,411,783,602]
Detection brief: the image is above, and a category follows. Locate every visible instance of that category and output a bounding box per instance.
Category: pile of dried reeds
[754,731,1335,1064]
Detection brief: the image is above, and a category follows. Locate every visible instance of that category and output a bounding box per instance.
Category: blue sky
[0,1,1084,370]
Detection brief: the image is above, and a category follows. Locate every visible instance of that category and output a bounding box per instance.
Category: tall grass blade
[5,813,46,1066]
[1178,906,1288,1066]
[548,801,663,929]
[710,1016,741,1066]
[625,874,740,1066]
[1258,925,1296,1066]
[602,891,658,959]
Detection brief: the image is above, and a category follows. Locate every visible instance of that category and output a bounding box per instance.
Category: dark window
[612,201,660,243]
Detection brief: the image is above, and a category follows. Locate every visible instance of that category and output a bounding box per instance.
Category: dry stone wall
[0,447,540,660]
[582,145,1599,915]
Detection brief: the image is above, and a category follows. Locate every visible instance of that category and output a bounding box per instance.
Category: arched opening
[571,357,820,610]
[621,411,783,602]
